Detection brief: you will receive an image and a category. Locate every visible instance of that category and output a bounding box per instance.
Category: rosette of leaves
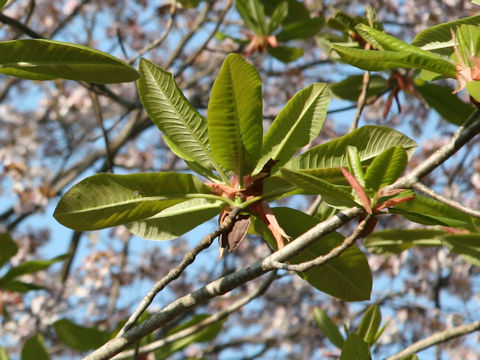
[54,53,421,301]
[219,0,323,62]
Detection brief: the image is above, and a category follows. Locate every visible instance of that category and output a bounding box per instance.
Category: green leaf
[127,199,223,241]
[390,194,477,230]
[156,314,224,360]
[356,305,381,345]
[364,229,444,255]
[21,334,49,360]
[236,0,268,35]
[138,59,223,177]
[346,146,365,187]
[340,333,371,360]
[400,355,419,360]
[466,80,480,102]
[286,126,417,171]
[456,25,480,63]
[276,17,324,41]
[207,54,263,179]
[0,39,139,84]
[0,347,9,360]
[414,79,475,126]
[364,146,407,191]
[356,24,441,58]
[280,168,359,209]
[267,46,304,62]
[54,172,213,231]
[329,74,388,102]
[254,207,372,301]
[313,308,345,348]
[0,0,6,10]
[0,280,45,293]
[0,254,67,283]
[257,83,330,172]
[53,319,111,351]
[332,45,456,78]
[0,233,18,269]
[413,15,480,54]
[327,11,363,34]
[442,234,480,266]
[268,0,288,34]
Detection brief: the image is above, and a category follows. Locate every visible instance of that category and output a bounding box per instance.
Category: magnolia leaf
[339,167,371,213]
[364,146,407,191]
[208,54,263,179]
[364,229,446,255]
[126,199,223,241]
[456,25,480,64]
[346,146,365,187]
[254,207,372,301]
[391,194,477,230]
[340,333,371,360]
[329,74,388,102]
[356,305,381,345]
[466,80,480,102]
[442,234,480,266]
[268,0,288,34]
[413,15,480,55]
[21,334,49,360]
[138,59,222,174]
[332,45,456,78]
[0,346,9,360]
[54,172,212,231]
[276,17,324,41]
[313,308,345,348]
[286,126,417,171]
[0,0,6,10]
[281,168,359,209]
[0,233,18,269]
[414,79,475,126]
[0,280,45,293]
[236,0,268,35]
[257,83,330,172]
[267,46,304,62]
[0,39,139,83]
[53,319,111,351]
[0,254,67,284]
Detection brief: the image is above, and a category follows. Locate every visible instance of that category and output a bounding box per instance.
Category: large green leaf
[355,24,442,59]
[412,15,480,54]
[138,59,222,175]
[332,45,456,78]
[156,314,224,360]
[53,319,111,351]
[0,0,6,10]
[0,39,139,83]
[127,199,223,241]
[356,305,381,345]
[0,233,18,269]
[329,74,388,102]
[21,334,49,360]
[442,234,480,266]
[254,207,372,301]
[257,83,330,172]
[276,17,324,41]
[207,54,263,179]
[390,194,477,230]
[280,168,359,209]
[268,0,288,34]
[236,0,268,35]
[267,46,304,62]
[285,126,417,171]
[456,25,480,64]
[0,280,45,293]
[364,146,407,191]
[54,172,213,231]
[340,333,371,360]
[364,229,444,255]
[313,308,345,348]
[414,79,475,126]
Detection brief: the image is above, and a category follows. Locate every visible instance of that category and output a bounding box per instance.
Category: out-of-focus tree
[1,1,480,359]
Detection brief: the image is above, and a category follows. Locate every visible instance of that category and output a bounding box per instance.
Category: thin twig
[0,12,44,38]
[266,215,371,272]
[112,270,277,359]
[174,0,233,77]
[116,207,242,337]
[127,6,177,65]
[386,320,480,360]
[348,70,371,133]
[412,182,480,218]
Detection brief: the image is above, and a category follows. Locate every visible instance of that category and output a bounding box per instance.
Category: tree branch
[112,270,276,359]
[116,207,243,337]
[386,320,480,360]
